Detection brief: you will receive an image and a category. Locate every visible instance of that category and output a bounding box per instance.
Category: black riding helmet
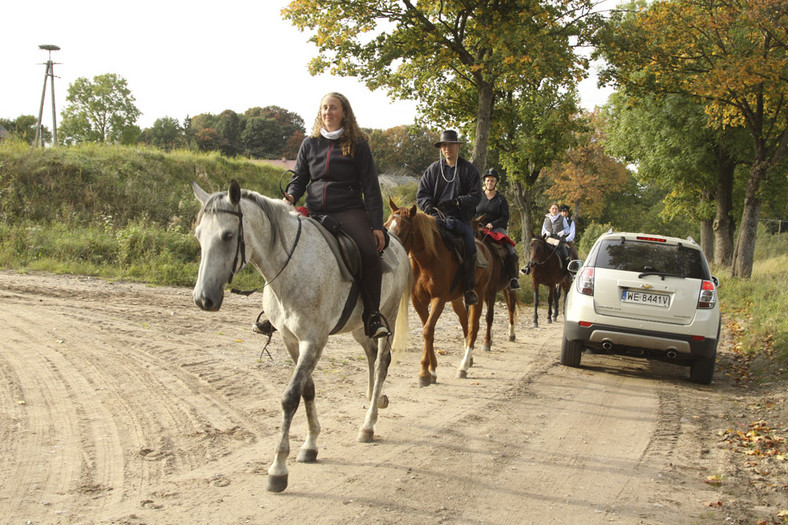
[483,168,499,180]
[559,204,570,212]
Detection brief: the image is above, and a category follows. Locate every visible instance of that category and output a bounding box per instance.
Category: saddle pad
[307,218,398,282]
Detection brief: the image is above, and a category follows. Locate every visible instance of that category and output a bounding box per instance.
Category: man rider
[417,129,482,306]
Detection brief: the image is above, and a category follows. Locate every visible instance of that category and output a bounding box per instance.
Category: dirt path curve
[0,271,749,524]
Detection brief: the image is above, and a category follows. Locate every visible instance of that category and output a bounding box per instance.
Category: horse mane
[198,189,294,253]
[412,211,440,260]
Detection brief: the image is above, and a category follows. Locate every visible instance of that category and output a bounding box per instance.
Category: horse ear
[229,180,241,206]
[388,196,398,211]
[192,181,210,205]
[409,204,418,216]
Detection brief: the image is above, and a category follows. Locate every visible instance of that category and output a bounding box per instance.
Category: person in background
[416,129,482,306]
[540,202,571,276]
[476,168,520,290]
[283,92,389,338]
[559,204,579,260]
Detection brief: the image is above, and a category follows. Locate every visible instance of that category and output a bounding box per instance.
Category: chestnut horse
[477,230,518,350]
[527,235,571,327]
[385,200,493,386]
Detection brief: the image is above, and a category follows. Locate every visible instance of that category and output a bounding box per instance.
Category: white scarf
[320,127,344,140]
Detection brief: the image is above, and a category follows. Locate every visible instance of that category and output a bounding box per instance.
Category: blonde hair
[311,92,367,157]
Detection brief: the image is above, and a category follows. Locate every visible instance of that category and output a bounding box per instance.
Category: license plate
[621,289,670,307]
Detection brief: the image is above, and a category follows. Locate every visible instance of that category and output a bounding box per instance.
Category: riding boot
[505,251,520,289]
[361,288,391,339]
[464,252,479,306]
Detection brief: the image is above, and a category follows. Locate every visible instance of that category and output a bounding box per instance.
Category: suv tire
[690,351,716,385]
[561,338,582,367]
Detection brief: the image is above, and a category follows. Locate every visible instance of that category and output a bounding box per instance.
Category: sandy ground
[0,271,786,525]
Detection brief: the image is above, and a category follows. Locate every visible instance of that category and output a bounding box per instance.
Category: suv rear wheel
[689,351,716,385]
[561,338,582,367]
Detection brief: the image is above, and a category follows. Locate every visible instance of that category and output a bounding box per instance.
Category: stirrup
[521,265,530,275]
[464,290,479,306]
[509,277,521,290]
[366,313,391,339]
[252,316,276,336]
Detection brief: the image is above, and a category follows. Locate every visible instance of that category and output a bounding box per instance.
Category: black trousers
[326,207,382,317]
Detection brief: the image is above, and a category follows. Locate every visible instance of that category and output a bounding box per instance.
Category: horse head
[386,199,440,259]
[192,180,246,312]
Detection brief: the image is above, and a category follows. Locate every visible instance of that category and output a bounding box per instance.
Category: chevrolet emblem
[641,283,653,289]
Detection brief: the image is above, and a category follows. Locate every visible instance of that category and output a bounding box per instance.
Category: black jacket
[416,157,481,223]
[286,135,384,229]
[476,192,510,230]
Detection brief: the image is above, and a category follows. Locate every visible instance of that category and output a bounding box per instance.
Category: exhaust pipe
[666,350,677,359]
[601,341,613,351]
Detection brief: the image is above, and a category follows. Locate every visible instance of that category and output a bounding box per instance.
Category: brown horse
[385,200,493,386]
[527,235,571,328]
[477,229,518,350]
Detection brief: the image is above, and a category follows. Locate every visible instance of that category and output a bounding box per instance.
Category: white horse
[192,180,411,493]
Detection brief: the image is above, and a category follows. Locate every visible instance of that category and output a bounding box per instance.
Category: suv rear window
[593,239,708,279]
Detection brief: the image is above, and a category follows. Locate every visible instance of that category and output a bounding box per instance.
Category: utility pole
[35,44,60,147]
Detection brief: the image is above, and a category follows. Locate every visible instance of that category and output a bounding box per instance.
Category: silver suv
[562,231,721,384]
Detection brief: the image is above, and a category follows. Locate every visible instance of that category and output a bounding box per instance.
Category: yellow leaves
[705,474,723,486]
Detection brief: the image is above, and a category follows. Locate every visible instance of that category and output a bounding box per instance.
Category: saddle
[308,216,398,282]
[437,222,489,268]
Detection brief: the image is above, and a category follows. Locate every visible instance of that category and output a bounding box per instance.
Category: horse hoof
[430,374,437,384]
[456,369,467,379]
[357,429,374,443]
[297,448,318,463]
[481,345,491,352]
[547,318,552,324]
[508,335,515,342]
[419,376,431,387]
[267,474,288,493]
[377,395,389,409]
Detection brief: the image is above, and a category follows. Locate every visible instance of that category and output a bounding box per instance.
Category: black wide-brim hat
[434,129,464,148]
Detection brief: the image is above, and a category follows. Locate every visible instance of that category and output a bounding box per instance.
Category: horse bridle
[388,212,414,249]
[210,201,303,288]
[529,237,561,267]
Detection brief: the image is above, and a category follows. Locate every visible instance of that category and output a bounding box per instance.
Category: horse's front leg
[267,341,323,493]
[547,286,555,324]
[357,334,392,442]
[418,297,446,387]
[457,302,483,378]
[481,291,495,352]
[532,281,539,328]
[505,289,516,342]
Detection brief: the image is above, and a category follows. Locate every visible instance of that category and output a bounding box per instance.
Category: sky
[3,0,614,133]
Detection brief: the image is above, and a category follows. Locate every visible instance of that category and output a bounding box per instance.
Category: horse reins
[211,200,303,294]
[529,237,562,268]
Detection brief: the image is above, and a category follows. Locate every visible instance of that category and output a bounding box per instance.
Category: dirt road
[0,271,784,524]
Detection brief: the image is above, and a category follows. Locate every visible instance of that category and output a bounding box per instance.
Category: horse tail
[391,272,411,364]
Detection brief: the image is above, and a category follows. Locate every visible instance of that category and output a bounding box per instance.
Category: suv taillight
[576,267,594,296]
[697,280,717,309]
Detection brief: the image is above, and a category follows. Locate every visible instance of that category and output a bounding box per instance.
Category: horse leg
[552,285,560,321]
[547,286,554,324]
[415,296,444,386]
[481,289,495,352]
[267,340,322,493]
[457,302,483,378]
[450,298,472,365]
[532,281,539,328]
[297,375,320,461]
[357,334,392,442]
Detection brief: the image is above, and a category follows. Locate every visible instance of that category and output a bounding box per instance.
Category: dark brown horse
[527,235,571,327]
[477,228,518,350]
[385,200,494,386]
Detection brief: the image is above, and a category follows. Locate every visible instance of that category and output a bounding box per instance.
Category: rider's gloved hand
[422,203,434,215]
[437,199,458,212]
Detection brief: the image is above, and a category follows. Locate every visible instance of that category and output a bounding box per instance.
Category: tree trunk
[700,219,714,259]
[713,145,735,266]
[470,79,494,173]
[512,181,534,255]
[732,161,768,278]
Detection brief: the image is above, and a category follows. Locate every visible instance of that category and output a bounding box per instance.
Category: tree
[597,0,788,277]
[544,109,629,220]
[0,115,47,145]
[283,0,600,172]
[242,106,305,159]
[59,73,141,145]
[367,125,436,177]
[603,90,751,264]
[143,116,186,151]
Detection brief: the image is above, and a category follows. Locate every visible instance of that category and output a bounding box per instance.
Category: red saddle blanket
[482,228,516,247]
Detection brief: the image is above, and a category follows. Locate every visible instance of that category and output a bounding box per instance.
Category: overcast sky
[3,0,613,132]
